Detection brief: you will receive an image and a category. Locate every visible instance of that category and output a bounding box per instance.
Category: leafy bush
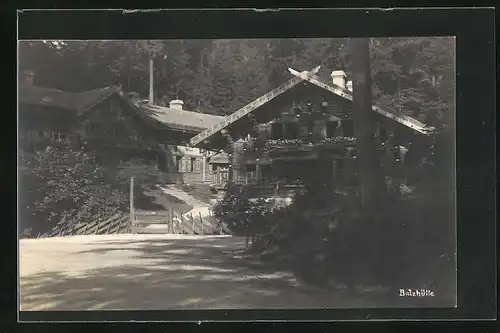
[212,184,273,236]
[19,145,122,235]
[115,159,171,193]
[18,145,167,236]
[243,178,454,289]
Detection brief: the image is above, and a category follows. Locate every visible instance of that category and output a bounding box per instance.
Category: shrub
[245,180,454,289]
[18,146,166,236]
[115,158,171,193]
[213,184,272,236]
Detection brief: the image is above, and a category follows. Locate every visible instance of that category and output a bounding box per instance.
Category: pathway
[157,185,212,218]
[19,234,378,311]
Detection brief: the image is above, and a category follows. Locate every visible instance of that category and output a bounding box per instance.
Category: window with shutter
[189,157,196,173]
[195,158,201,173]
[110,101,122,118]
[284,123,299,139]
[181,158,187,172]
[86,121,104,136]
[312,121,325,139]
[299,125,309,137]
[176,156,182,171]
[27,130,40,140]
[342,120,354,137]
[271,123,283,139]
[327,121,339,137]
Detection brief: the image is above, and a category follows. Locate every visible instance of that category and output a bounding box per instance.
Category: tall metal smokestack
[149,57,154,105]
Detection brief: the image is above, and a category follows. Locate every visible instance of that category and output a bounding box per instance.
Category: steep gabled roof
[76,87,118,113]
[208,152,230,164]
[287,68,433,135]
[18,84,117,113]
[139,104,224,133]
[18,84,222,135]
[190,66,434,147]
[18,84,80,111]
[189,66,321,147]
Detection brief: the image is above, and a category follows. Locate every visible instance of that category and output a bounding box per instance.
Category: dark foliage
[18,144,168,237]
[19,38,454,124]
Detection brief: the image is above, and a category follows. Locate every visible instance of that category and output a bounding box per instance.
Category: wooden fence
[39,212,130,238]
[130,176,231,235]
[38,176,232,238]
[131,208,231,235]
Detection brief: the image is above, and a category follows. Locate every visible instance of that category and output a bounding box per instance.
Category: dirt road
[20,234,377,311]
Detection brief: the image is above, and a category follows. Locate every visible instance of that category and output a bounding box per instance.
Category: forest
[18,37,454,125]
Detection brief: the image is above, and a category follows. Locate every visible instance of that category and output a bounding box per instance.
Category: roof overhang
[287,68,434,135]
[189,66,321,148]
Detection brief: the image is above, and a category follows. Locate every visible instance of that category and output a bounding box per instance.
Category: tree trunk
[222,130,235,186]
[350,38,388,214]
[391,128,405,198]
[149,56,154,105]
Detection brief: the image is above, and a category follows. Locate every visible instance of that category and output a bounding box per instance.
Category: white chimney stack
[331,70,347,89]
[346,80,353,92]
[169,99,184,110]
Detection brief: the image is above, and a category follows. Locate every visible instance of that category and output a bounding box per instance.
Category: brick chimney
[169,99,184,110]
[21,69,35,85]
[331,70,347,89]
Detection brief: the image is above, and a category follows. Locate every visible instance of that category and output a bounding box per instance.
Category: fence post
[210,211,215,235]
[130,176,135,233]
[115,218,121,234]
[190,214,195,235]
[199,212,204,235]
[169,208,174,234]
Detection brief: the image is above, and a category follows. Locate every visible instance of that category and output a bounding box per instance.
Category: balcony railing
[264,136,356,148]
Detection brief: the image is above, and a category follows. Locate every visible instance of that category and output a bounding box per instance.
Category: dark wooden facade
[18,86,168,170]
[208,85,398,194]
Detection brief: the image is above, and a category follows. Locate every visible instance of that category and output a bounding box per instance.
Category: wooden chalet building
[18,70,168,166]
[18,69,228,184]
[189,66,434,196]
[136,99,225,184]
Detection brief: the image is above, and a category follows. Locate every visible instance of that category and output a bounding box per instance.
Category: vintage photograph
[18,37,456,311]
